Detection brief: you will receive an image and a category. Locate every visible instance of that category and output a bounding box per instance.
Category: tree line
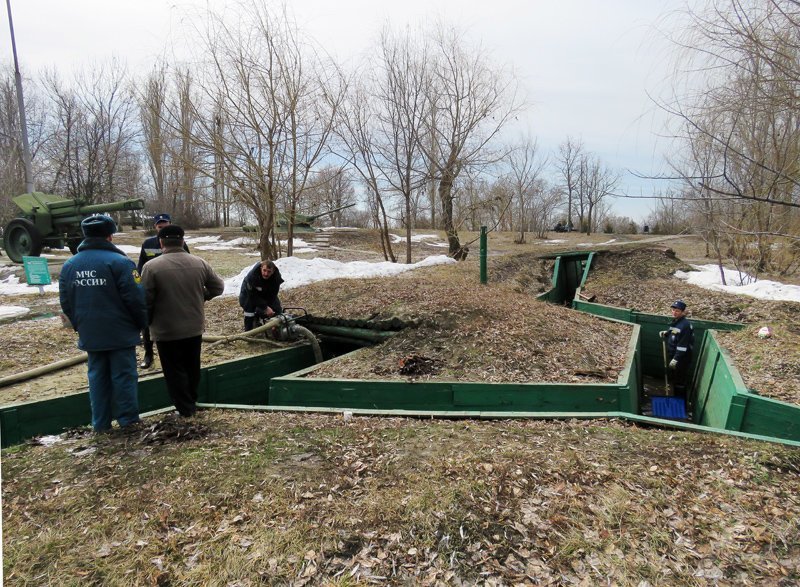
[1,2,635,262]
[648,0,800,278]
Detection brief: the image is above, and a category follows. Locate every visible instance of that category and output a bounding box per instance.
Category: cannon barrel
[3,192,147,263]
[302,202,356,222]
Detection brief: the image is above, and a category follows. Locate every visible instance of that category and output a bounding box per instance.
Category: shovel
[661,336,671,396]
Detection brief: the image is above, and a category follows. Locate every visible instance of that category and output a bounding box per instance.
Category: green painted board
[0,346,316,448]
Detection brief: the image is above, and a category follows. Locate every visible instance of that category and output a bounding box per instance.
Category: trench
[1,251,798,448]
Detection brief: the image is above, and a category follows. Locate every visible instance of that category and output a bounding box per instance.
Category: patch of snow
[321,226,359,231]
[576,239,617,247]
[183,235,223,245]
[115,244,141,254]
[223,254,456,296]
[675,264,800,302]
[0,274,59,295]
[195,244,245,251]
[542,239,566,245]
[389,233,445,244]
[36,435,64,447]
[0,305,30,318]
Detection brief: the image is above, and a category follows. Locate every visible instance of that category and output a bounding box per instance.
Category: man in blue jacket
[59,214,148,432]
[659,300,695,397]
[136,213,189,369]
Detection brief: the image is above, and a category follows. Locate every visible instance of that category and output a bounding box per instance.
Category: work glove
[668,358,678,369]
[658,330,668,338]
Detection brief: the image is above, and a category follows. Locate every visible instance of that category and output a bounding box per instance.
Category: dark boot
[139,344,154,369]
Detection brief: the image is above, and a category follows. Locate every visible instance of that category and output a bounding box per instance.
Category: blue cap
[153,213,171,224]
[671,300,687,311]
[81,214,117,238]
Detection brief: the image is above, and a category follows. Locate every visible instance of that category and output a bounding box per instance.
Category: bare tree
[661,0,800,274]
[422,24,524,260]
[555,137,583,231]
[0,67,45,220]
[337,75,397,261]
[369,26,431,264]
[505,136,547,243]
[580,154,620,235]
[41,61,139,204]
[173,1,340,258]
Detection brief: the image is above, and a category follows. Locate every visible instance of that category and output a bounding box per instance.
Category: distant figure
[643,224,650,234]
[141,224,224,417]
[59,214,147,432]
[659,300,694,396]
[137,213,189,369]
[239,260,284,331]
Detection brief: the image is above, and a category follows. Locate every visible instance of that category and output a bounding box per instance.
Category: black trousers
[670,353,692,398]
[142,326,154,353]
[155,336,202,416]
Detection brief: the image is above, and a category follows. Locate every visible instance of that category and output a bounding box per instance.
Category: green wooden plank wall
[0,346,316,448]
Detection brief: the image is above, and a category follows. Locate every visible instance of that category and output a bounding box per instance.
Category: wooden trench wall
[1,250,799,447]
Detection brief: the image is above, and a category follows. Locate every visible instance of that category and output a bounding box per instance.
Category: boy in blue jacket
[59,214,148,432]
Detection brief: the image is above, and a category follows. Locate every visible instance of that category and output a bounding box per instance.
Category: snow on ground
[0,273,59,295]
[390,233,446,245]
[115,244,141,255]
[0,305,29,319]
[676,264,800,302]
[222,255,456,296]
[577,239,617,247]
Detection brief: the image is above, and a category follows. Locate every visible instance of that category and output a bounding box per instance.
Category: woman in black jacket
[238,260,284,331]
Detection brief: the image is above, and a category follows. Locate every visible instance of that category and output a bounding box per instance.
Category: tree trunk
[439,169,467,260]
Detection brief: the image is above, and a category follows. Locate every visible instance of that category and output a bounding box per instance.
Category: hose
[202,316,283,350]
[0,353,88,388]
[292,324,323,363]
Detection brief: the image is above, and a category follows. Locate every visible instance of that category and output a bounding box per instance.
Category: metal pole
[479,225,487,284]
[5,0,33,194]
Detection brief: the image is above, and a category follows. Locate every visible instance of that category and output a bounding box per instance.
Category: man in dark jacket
[59,214,148,432]
[137,213,189,369]
[659,299,695,397]
[141,224,224,417]
[238,260,284,331]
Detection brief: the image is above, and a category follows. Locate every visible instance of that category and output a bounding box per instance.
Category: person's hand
[669,358,678,369]
[265,306,275,317]
[659,330,668,338]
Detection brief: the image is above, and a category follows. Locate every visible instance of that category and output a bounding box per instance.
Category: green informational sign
[22,256,52,286]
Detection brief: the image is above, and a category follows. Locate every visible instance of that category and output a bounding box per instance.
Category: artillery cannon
[2,192,145,263]
[275,203,356,233]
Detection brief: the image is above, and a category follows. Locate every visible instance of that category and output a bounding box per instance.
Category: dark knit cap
[158,224,185,240]
[81,214,117,238]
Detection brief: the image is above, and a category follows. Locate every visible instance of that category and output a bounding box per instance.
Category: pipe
[202,317,282,350]
[306,324,397,343]
[0,353,88,388]
[292,324,323,363]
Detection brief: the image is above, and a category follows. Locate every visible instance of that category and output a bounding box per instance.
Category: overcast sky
[2,0,692,222]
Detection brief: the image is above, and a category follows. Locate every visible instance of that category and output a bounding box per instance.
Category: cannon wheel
[67,237,82,255]
[3,218,43,263]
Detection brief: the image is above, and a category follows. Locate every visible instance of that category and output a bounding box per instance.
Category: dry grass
[3,411,799,585]
[4,230,800,585]
[300,263,631,383]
